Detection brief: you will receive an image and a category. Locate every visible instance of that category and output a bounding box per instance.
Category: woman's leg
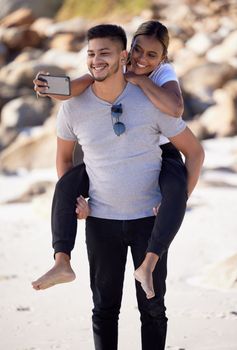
[32,163,89,290]
[52,162,89,256]
[134,143,188,298]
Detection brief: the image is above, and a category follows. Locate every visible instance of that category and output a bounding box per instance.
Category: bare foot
[134,252,159,299]
[32,255,76,290]
[134,266,155,299]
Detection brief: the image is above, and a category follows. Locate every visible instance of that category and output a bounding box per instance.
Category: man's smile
[92,64,108,72]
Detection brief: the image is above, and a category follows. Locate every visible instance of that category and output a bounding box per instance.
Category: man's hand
[33,71,50,97]
[75,195,90,219]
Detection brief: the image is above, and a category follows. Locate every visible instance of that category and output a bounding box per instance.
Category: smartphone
[38,74,71,96]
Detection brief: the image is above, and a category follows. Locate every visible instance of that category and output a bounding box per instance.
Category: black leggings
[51,142,187,258]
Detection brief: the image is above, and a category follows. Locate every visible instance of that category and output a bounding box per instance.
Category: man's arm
[56,137,76,178]
[169,127,205,198]
[34,73,94,101]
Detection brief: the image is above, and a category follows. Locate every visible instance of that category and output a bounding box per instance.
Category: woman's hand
[75,195,90,220]
[153,203,161,216]
[124,71,143,86]
[33,71,50,97]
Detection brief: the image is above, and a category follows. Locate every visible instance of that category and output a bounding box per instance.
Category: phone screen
[38,75,71,96]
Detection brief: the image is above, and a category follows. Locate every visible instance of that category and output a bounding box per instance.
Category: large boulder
[48,33,86,52]
[40,48,87,71]
[0,8,35,28]
[206,30,237,65]
[1,95,52,129]
[199,88,237,137]
[0,0,63,20]
[0,60,66,88]
[1,26,42,50]
[0,117,57,171]
[180,62,237,103]
[0,81,32,112]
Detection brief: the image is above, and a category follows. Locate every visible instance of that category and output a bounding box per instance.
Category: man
[54,24,204,350]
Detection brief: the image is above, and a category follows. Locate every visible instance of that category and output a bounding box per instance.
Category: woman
[32,20,187,299]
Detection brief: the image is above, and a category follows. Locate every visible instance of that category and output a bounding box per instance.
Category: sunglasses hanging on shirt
[111,103,126,136]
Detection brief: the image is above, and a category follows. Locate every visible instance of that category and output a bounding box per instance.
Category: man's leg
[130,217,168,350]
[32,163,89,290]
[86,217,128,350]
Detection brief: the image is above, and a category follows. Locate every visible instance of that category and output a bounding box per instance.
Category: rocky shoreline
[0,0,237,172]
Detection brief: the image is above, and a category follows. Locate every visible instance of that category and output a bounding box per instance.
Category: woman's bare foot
[32,253,76,290]
[134,267,155,299]
[134,252,159,299]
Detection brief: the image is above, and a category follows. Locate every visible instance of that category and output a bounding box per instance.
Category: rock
[1,26,42,50]
[0,126,19,151]
[48,33,86,52]
[30,17,55,38]
[1,95,52,129]
[44,17,88,37]
[186,118,209,140]
[13,47,44,63]
[0,42,8,66]
[173,48,205,77]
[40,48,86,71]
[167,38,184,60]
[0,124,57,171]
[186,32,213,56]
[0,81,33,111]
[0,0,63,20]
[206,30,237,65]
[201,254,237,289]
[0,8,35,28]
[182,92,214,118]
[199,88,237,137]
[4,180,54,203]
[180,62,236,102]
[0,60,66,88]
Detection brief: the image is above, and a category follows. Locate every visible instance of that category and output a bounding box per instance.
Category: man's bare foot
[32,253,76,290]
[134,252,159,299]
[134,267,155,299]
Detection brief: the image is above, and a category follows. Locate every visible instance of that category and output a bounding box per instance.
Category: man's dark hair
[87,24,127,50]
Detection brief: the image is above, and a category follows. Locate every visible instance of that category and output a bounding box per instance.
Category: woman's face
[130,35,165,75]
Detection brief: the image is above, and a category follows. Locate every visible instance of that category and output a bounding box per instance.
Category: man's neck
[92,75,127,104]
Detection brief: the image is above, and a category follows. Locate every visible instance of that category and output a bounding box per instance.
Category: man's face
[87,38,125,82]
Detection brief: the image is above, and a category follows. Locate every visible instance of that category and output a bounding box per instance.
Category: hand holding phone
[35,73,71,96]
[38,74,71,96]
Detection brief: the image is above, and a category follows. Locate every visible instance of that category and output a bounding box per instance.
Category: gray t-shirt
[57,82,186,220]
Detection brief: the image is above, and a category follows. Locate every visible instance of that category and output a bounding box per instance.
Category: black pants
[51,142,187,258]
[86,216,168,350]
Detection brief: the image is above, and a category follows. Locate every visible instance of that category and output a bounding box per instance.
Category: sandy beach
[1,136,237,350]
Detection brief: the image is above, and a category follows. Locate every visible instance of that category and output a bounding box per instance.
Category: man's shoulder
[125,82,150,101]
[125,83,157,108]
[63,87,92,105]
